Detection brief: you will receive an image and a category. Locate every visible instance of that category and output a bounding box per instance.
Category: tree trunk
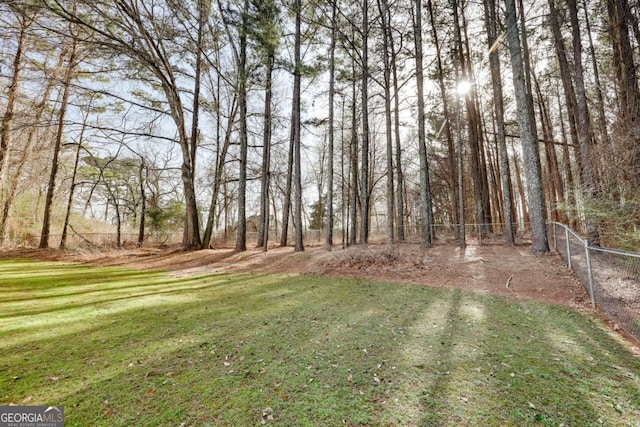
[0,12,29,180]
[258,53,274,251]
[428,0,458,235]
[280,109,295,247]
[137,159,146,247]
[568,0,600,245]
[359,0,370,245]
[293,0,304,252]
[557,93,577,229]
[235,0,249,253]
[534,76,564,223]
[390,20,405,242]
[40,38,77,249]
[0,30,65,243]
[349,60,359,245]
[484,0,515,244]
[459,2,490,234]
[60,115,88,249]
[414,0,434,247]
[505,0,549,253]
[326,1,337,250]
[582,0,610,148]
[605,0,640,185]
[378,0,395,244]
[202,96,237,248]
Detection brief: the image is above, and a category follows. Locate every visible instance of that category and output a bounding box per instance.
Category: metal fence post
[565,226,572,270]
[584,241,596,308]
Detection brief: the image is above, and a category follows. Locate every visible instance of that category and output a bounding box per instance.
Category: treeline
[1,0,639,252]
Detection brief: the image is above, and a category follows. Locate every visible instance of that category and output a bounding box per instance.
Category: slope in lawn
[0,260,638,426]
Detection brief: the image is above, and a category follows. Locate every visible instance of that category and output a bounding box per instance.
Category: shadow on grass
[1,261,639,426]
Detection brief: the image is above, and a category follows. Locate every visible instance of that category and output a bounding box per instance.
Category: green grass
[0,260,639,426]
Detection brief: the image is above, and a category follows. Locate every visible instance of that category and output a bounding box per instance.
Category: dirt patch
[1,239,587,308]
[310,242,588,308]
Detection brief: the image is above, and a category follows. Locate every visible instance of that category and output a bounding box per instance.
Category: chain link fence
[550,222,640,342]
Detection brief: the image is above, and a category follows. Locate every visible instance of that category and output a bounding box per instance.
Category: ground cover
[1,258,639,426]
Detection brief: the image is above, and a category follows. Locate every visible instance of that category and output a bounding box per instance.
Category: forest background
[1,0,639,253]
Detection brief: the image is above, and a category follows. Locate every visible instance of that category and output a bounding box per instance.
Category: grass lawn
[0,259,639,426]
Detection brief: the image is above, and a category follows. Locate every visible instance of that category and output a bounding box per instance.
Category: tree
[234,0,249,253]
[359,0,371,245]
[377,0,395,244]
[427,0,458,238]
[605,0,640,185]
[413,0,434,247]
[40,24,78,248]
[253,0,280,251]
[0,5,31,180]
[43,0,203,248]
[293,0,304,252]
[505,0,549,253]
[484,0,515,245]
[326,0,337,250]
[309,197,326,230]
[567,0,600,246]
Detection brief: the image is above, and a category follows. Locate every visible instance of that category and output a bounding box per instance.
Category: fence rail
[550,222,640,342]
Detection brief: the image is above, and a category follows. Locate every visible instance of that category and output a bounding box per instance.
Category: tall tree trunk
[568,0,600,245]
[390,21,405,241]
[40,38,78,249]
[414,0,434,247]
[557,92,578,229]
[137,159,146,247]
[349,61,359,245]
[326,1,337,250]
[258,53,274,251]
[235,0,249,252]
[518,0,539,149]
[359,0,370,245]
[607,0,640,162]
[191,0,205,181]
[0,12,29,180]
[484,0,515,244]
[428,0,458,235]
[378,0,395,244]
[455,83,466,248]
[582,0,610,148]
[534,76,560,222]
[280,115,294,246]
[293,0,304,252]
[534,75,564,223]
[505,0,549,253]
[548,0,583,179]
[460,2,491,233]
[0,30,65,243]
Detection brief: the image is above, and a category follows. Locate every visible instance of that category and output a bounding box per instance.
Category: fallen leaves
[260,407,274,424]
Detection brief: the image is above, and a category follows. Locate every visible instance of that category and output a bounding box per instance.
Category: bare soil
[1,238,588,308]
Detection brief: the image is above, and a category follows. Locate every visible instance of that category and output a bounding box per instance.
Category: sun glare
[456,79,472,96]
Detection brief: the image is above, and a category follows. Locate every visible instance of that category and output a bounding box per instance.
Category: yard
[1,243,639,426]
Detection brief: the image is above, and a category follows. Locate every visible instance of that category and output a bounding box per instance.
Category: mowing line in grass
[1,260,639,426]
